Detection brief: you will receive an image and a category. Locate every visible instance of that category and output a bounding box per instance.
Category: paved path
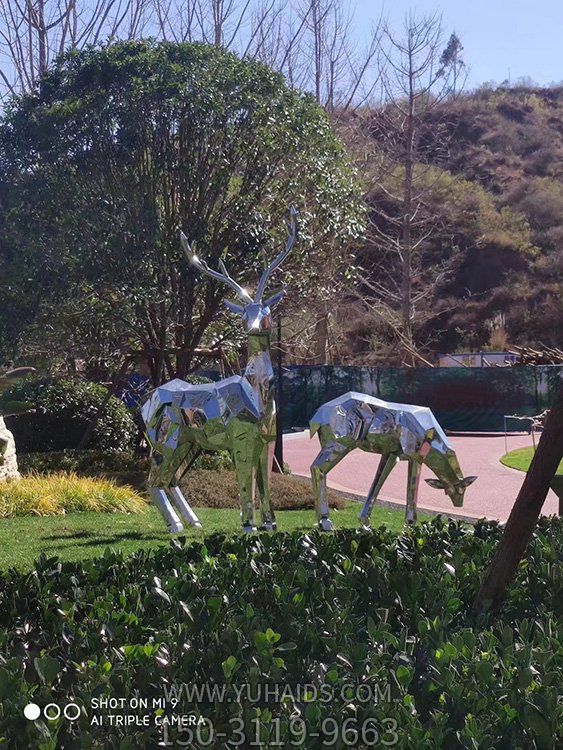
[284,432,559,522]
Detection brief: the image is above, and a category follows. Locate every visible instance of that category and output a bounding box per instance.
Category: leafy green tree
[0,40,363,382]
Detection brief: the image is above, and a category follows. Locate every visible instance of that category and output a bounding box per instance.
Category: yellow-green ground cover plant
[0,473,146,517]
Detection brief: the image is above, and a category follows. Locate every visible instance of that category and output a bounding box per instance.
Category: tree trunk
[473,384,563,612]
[313,311,329,364]
[401,43,415,358]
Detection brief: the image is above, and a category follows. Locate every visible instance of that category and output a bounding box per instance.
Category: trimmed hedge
[180,468,345,510]
[0,517,560,748]
[18,452,311,509]
[4,379,136,452]
[18,447,235,475]
[18,449,141,475]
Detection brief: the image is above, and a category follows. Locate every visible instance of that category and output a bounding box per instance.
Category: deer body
[310,392,476,529]
[141,210,296,533]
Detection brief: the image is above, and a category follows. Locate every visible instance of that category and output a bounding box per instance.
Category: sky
[355,0,563,89]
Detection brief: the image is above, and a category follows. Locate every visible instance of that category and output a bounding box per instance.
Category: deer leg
[148,443,202,531]
[167,445,203,528]
[256,442,276,531]
[233,453,257,532]
[406,459,422,525]
[147,451,184,533]
[150,488,184,534]
[359,453,399,527]
[311,441,351,531]
[169,487,202,529]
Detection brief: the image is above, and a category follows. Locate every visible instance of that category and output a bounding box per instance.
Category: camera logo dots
[23,703,41,721]
[24,702,81,721]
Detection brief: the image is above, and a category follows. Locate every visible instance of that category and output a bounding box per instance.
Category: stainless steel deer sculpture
[141,209,297,533]
[310,392,477,530]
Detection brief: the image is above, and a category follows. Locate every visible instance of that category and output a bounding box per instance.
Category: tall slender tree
[356,13,466,364]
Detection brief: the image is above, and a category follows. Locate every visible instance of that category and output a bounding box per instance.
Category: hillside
[337,87,563,363]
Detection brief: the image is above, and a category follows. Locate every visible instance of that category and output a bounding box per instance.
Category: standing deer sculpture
[141,209,297,533]
[310,392,477,530]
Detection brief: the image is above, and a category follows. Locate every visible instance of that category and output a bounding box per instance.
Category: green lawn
[0,502,423,571]
[501,446,563,475]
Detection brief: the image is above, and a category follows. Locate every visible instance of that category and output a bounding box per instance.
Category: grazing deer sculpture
[141,209,297,533]
[310,392,477,530]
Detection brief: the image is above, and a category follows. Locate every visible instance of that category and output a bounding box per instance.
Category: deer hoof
[168,521,184,534]
[318,518,333,532]
[242,524,257,534]
[260,522,276,532]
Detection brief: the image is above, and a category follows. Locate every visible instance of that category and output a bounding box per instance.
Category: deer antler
[254,207,298,302]
[180,232,253,303]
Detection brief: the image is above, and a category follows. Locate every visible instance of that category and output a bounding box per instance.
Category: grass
[17,460,347,512]
[501,446,563,475]
[0,501,426,571]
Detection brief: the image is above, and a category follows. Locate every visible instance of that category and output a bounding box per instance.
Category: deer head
[181,208,297,334]
[425,474,477,507]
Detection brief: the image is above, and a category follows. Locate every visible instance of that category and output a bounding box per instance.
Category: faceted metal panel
[310,391,477,529]
[141,209,297,534]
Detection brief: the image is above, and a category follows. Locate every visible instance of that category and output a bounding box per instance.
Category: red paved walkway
[284,432,559,522]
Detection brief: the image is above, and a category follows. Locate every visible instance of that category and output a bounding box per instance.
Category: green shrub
[0,517,560,748]
[19,448,235,475]
[4,378,136,452]
[19,452,338,510]
[0,472,146,516]
[180,468,345,510]
[18,449,141,475]
[18,448,233,480]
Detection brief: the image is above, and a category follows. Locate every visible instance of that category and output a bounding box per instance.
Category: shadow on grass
[43,530,170,547]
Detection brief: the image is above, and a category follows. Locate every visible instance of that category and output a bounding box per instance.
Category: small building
[437,351,520,368]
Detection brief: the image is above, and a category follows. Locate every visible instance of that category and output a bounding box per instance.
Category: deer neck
[243,333,275,412]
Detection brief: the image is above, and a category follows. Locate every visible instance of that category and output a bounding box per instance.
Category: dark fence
[282,365,563,433]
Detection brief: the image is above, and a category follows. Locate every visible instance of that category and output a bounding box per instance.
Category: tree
[0,0,385,110]
[354,14,466,365]
[439,33,465,99]
[0,40,363,383]
[474,385,563,612]
[0,0,147,96]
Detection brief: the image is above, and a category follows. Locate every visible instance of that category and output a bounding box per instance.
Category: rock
[0,417,20,481]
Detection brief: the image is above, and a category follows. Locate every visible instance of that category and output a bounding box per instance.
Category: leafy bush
[0,517,560,748]
[18,452,300,507]
[20,446,235,474]
[18,449,141,475]
[180,469,345,510]
[0,473,146,517]
[4,378,136,452]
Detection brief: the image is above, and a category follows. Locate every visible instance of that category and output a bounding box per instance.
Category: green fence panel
[282,365,563,433]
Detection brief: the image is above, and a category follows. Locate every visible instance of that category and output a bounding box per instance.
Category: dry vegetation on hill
[332,87,563,364]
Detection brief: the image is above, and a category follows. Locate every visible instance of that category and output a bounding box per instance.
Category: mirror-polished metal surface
[141,209,297,533]
[310,392,477,530]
